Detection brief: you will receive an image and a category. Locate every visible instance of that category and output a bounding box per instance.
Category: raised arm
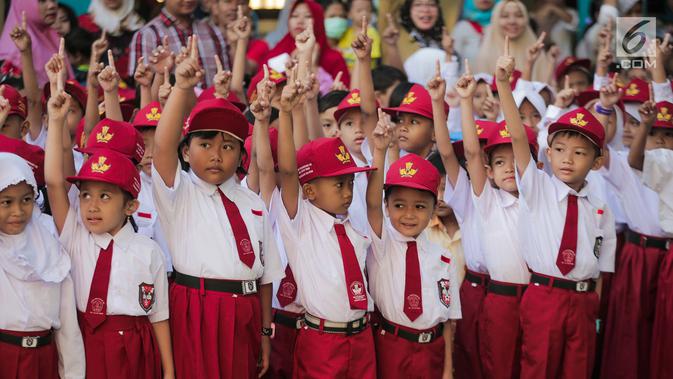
[98,50,123,121]
[628,92,656,171]
[83,33,108,142]
[230,5,251,101]
[10,12,41,140]
[522,32,546,82]
[427,60,460,187]
[495,37,530,175]
[366,109,393,238]
[251,65,278,206]
[352,16,378,141]
[455,60,488,195]
[134,57,154,109]
[277,64,304,218]
[153,36,201,188]
[596,75,623,145]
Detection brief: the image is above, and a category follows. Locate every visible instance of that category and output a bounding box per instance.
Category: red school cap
[0,134,45,187]
[554,56,591,82]
[67,149,141,198]
[654,101,673,129]
[484,120,538,157]
[452,120,499,160]
[78,118,145,164]
[1,85,27,119]
[548,107,605,148]
[490,70,521,93]
[296,137,375,185]
[132,101,162,129]
[197,87,247,112]
[382,84,434,120]
[574,89,600,107]
[334,89,362,123]
[621,78,649,103]
[43,80,87,110]
[182,98,249,141]
[247,68,287,101]
[385,153,440,197]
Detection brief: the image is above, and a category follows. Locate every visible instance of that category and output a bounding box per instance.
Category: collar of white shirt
[551,174,602,208]
[188,169,238,197]
[497,187,518,208]
[92,221,135,251]
[306,199,352,234]
[386,218,430,246]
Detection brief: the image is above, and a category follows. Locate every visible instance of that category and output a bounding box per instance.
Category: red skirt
[170,282,262,379]
[650,244,673,378]
[264,309,301,379]
[78,312,160,379]
[453,271,488,379]
[601,240,665,379]
[374,322,445,379]
[0,329,58,379]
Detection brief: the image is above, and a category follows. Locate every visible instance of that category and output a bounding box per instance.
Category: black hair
[550,130,602,157]
[566,66,593,84]
[318,90,349,113]
[399,0,445,43]
[426,151,446,176]
[57,3,78,29]
[486,144,539,166]
[64,27,94,60]
[384,185,437,206]
[245,107,279,125]
[178,130,247,171]
[372,65,408,93]
[346,0,373,12]
[388,81,415,108]
[121,191,139,232]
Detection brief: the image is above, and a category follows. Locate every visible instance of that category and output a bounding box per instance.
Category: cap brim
[321,165,376,179]
[382,107,432,120]
[547,124,602,148]
[384,182,436,196]
[66,174,133,190]
[335,105,361,123]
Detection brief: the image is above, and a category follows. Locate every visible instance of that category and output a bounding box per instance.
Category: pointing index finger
[263,64,269,81]
[504,35,510,56]
[334,70,343,84]
[564,75,570,90]
[464,58,471,76]
[107,49,116,70]
[59,37,65,58]
[190,34,199,60]
[238,5,243,20]
[537,31,546,45]
[215,55,223,73]
[21,11,26,30]
[362,15,367,34]
[163,66,169,84]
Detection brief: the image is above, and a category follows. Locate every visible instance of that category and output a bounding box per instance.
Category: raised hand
[134,56,154,87]
[45,54,65,89]
[279,63,304,111]
[303,71,320,101]
[213,55,232,99]
[295,20,316,54]
[599,75,623,108]
[98,50,120,93]
[175,35,204,89]
[91,30,109,61]
[10,11,31,52]
[233,5,252,40]
[382,13,400,46]
[0,86,10,125]
[175,37,190,66]
[149,36,175,74]
[454,59,477,99]
[526,32,546,64]
[372,108,394,151]
[250,65,275,120]
[596,33,613,71]
[351,16,372,60]
[427,60,447,101]
[639,101,657,127]
[495,36,515,82]
[554,75,577,108]
[47,90,72,122]
[330,71,347,91]
[158,67,172,108]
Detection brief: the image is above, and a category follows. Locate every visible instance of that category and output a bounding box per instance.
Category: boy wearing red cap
[383,83,437,159]
[0,85,29,139]
[152,37,283,378]
[455,60,539,379]
[627,101,673,378]
[496,40,616,378]
[272,59,377,377]
[366,110,461,379]
[44,86,174,378]
[600,100,673,379]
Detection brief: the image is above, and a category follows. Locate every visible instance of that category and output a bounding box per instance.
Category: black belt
[0,330,53,348]
[173,271,258,295]
[379,317,444,344]
[273,310,305,330]
[487,281,527,297]
[465,270,489,286]
[625,230,670,251]
[530,273,596,293]
[303,314,369,335]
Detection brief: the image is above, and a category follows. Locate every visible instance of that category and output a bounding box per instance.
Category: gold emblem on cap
[570,112,588,127]
[499,126,511,138]
[335,145,351,164]
[399,162,418,178]
[146,107,161,121]
[269,70,284,80]
[402,91,417,105]
[625,83,640,96]
[658,107,671,122]
[96,126,113,143]
[347,92,361,105]
[91,156,111,173]
[476,125,484,135]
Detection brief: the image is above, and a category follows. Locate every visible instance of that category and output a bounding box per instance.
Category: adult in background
[0,0,74,87]
[128,0,230,87]
[78,0,145,83]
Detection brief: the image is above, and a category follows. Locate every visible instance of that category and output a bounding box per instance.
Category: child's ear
[20,120,29,138]
[431,128,436,143]
[591,155,604,171]
[181,143,190,163]
[545,146,552,164]
[125,199,140,216]
[302,183,316,200]
[486,164,495,179]
[536,161,544,170]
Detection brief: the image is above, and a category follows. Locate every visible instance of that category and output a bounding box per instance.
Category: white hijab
[88,0,145,35]
[0,153,70,283]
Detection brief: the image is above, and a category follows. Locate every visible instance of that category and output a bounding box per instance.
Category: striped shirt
[128,8,230,87]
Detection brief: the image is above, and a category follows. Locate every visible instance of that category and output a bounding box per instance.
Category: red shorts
[264,309,302,379]
[454,270,488,379]
[650,243,673,378]
[0,329,58,379]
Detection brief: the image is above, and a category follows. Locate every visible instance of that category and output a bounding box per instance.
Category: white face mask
[324,17,349,40]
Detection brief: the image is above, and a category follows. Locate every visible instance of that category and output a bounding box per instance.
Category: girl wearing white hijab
[0,153,85,379]
[86,0,144,36]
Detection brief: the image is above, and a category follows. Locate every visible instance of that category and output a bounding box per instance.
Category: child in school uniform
[0,153,85,379]
[44,81,174,378]
[495,39,616,378]
[366,110,461,379]
[455,59,540,379]
[0,84,29,140]
[152,37,283,378]
[271,58,377,376]
[600,100,673,379]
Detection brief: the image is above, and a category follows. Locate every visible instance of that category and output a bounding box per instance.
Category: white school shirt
[367,220,461,330]
[472,185,530,284]
[60,208,169,323]
[653,80,673,103]
[642,149,673,235]
[515,159,617,280]
[272,193,374,322]
[349,155,370,235]
[269,188,305,314]
[0,245,85,379]
[603,147,670,237]
[443,168,488,274]
[135,171,173,271]
[151,164,284,284]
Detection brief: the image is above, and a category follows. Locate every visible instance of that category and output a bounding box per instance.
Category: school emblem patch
[406,294,421,309]
[593,237,603,259]
[240,238,253,255]
[90,298,105,314]
[437,279,451,308]
[560,249,576,265]
[279,281,296,300]
[350,281,367,303]
[138,283,155,312]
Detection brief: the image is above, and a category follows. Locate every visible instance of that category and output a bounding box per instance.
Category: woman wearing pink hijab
[0,0,74,86]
